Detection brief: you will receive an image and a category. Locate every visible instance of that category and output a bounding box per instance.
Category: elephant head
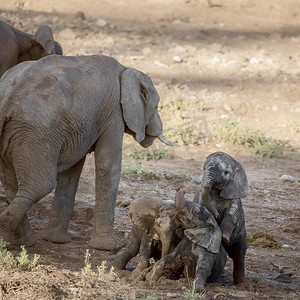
[198,152,248,219]
[121,68,176,148]
[174,189,222,254]
[0,21,62,77]
[129,197,178,257]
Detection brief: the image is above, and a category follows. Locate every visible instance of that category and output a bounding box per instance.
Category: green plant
[163,114,201,145]
[16,246,40,270]
[97,260,118,281]
[0,238,39,271]
[210,118,282,158]
[159,88,203,114]
[81,249,92,275]
[0,238,17,271]
[129,145,169,160]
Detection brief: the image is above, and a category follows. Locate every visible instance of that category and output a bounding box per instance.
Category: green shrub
[0,238,16,271]
[159,89,203,114]
[210,118,282,158]
[163,114,201,145]
[129,146,169,160]
[0,238,39,271]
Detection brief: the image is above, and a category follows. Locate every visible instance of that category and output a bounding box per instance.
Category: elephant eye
[140,86,148,102]
[224,170,229,175]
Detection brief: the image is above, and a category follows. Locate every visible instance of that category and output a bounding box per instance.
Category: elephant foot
[42,228,71,244]
[13,220,36,247]
[89,234,118,251]
[234,272,248,285]
[13,232,35,247]
[194,276,206,293]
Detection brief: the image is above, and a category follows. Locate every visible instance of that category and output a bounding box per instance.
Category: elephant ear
[121,68,160,142]
[184,223,222,254]
[220,160,249,200]
[35,25,63,55]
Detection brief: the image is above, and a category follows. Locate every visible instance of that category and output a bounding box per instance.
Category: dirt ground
[0,0,300,299]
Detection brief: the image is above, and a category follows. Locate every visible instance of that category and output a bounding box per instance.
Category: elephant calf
[114,197,179,273]
[0,20,62,77]
[194,152,248,284]
[146,189,227,291]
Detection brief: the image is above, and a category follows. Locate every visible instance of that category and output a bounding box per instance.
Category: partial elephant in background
[194,152,248,284]
[0,54,175,250]
[0,20,62,77]
[147,189,227,291]
[114,197,179,273]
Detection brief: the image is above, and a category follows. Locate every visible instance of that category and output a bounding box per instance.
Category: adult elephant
[0,54,175,250]
[0,20,62,77]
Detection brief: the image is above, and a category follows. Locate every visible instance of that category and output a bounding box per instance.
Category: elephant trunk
[160,236,173,257]
[201,169,220,219]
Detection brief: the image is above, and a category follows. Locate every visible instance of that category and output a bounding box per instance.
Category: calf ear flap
[35,25,63,55]
[184,224,222,254]
[220,161,249,199]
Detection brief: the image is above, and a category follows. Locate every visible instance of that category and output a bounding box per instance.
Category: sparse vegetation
[210,117,282,158]
[159,88,204,114]
[163,114,202,145]
[0,238,39,271]
[129,145,169,160]
[81,249,119,281]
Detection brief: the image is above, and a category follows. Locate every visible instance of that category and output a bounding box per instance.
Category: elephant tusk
[157,135,178,146]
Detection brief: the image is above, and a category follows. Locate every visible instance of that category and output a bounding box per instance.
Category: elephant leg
[89,131,123,250]
[146,237,189,283]
[0,160,35,246]
[192,246,217,292]
[232,236,247,284]
[114,225,141,270]
[42,157,86,243]
[134,233,152,273]
[0,149,57,246]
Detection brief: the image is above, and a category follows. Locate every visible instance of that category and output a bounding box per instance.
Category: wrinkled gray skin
[0,20,62,78]
[194,152,248,284]
[147,189,227,291]
[114,197,179,272]
[0,54,173,250]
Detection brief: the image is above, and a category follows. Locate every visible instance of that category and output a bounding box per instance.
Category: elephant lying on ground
[0,20,62,77]
[114,197,179,273]
[0,54,175,250]
[146,189,227,291]
[194,152,248,284]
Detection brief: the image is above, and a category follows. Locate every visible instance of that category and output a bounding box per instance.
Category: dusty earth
[0,0,300,299]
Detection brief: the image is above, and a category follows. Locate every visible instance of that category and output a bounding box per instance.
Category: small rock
[224,103,232,111]
[46,7,56,13]
[275,273,292,283]
[75,11,86,20]
[96,18,107,27]
[33,15,48,25]
[58,28,76,39]
[295,107,300,113]
[52,16,59,24]
[142,47,152,55]
[250,57,259,64]
[173,55,183,63]
[272,105,278,111]
[104,36,115,45]
[280,175,295,182]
